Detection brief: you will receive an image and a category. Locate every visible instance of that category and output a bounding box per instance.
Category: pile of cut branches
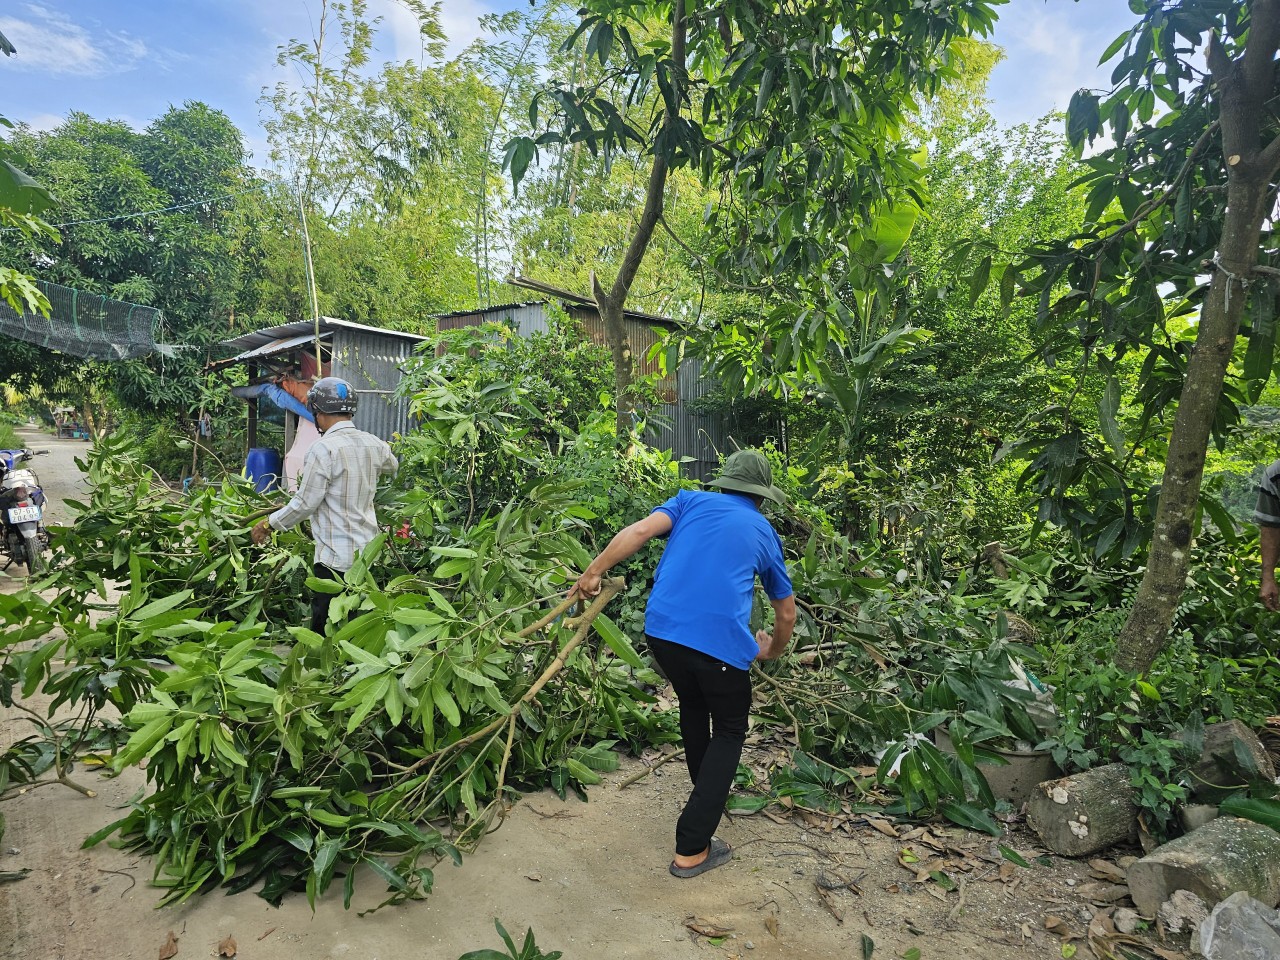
[1,436,673,908]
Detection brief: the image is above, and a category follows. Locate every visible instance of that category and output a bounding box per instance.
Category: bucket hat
[707,449,786,504]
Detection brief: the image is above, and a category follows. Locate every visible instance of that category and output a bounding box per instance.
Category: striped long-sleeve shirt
[268,420,398,571]
[1255,459,1280,529]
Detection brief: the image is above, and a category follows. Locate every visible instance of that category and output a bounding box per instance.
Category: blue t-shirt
[644,489,793,670]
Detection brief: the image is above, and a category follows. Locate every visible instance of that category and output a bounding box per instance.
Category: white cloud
[986,0,1133,129]
[433,0,494,59]
[0,4,149,78]
[20,112,63,132]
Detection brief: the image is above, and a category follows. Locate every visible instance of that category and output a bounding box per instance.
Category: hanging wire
[0,185,267,232]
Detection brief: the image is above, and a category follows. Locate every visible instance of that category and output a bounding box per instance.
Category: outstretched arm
[1263,526,1280,611]
[755,594,796,661]
[570,511,673,599]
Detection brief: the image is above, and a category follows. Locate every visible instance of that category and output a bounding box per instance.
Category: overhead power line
[7,184,267,231]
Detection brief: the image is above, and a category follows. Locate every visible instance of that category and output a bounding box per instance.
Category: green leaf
[1219,796,1280,833]
[82,815,132,849]
[432,682,462,727]
[592,614,645,670]
[968,255,992,307]
[725,794,771,813]
[1098,29,1131,65]
[1099,376,1125,457]
[566,758,602,785]
[939,801,1001,836]
[364,855,410,892]
[998,845,1031,868]
[503,137,536,190]
[999,263,1016,317]
[0,160,55,214]
[128,589,194,622]
[929,869,957,892]
[1067,90,1102,147]
[861,933,875,960]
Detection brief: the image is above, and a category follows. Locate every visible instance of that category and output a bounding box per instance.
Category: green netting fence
[0,279,160,360]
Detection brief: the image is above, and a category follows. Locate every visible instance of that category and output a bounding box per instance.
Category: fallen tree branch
[618,748,685,789]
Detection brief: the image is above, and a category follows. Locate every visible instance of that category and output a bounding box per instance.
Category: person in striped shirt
[252,377,398,633]
[1256,459,1280,611]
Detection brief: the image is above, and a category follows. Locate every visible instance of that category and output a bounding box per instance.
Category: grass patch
[0,423,21,449]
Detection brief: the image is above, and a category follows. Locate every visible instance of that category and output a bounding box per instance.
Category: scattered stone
[1187,721,1275,800]
[1159,889,1209,936]
[1113,907,1142,935]
[1127,817,1280,916]
[1180,804,1221,833]
[744,941,755,950]
[1027,763,1138,856]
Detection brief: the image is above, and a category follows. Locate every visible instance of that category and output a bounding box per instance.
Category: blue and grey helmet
[306,377,358,416]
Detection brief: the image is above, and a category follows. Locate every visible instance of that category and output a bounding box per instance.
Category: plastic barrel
[245,447,283,493]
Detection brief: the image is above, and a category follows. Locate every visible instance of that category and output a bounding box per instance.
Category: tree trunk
[591,4,685,440]
[1116,181,1267,673]
[1116,4,1280,673]
[1026,762,1139,857]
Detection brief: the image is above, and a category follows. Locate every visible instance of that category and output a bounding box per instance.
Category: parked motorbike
[0,448,50,574]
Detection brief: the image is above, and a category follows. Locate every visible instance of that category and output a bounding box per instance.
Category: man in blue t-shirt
[571,449,796,878]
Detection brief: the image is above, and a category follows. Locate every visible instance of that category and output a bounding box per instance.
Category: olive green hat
[707,449,786,504]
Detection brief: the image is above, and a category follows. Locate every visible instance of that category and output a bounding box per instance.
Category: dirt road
[0,434,1171,960]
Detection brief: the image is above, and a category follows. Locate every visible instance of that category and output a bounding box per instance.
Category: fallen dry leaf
[1088,911,1119,939]
[998,862,1018,882]
[1020,922,1033,940]
[158,930,179,960]
[217,934,237,958]
[917,833,946,852]
[1088,859,1128,884]
[1044,915,1071,935]
[685,917,734,938]
[525,873,542,882]
[765,914,779,938]
[866,818,899,838]
[1078,882,1130,904]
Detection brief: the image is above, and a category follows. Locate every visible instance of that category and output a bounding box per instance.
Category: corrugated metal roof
[207,332,329,371]
[434,301,546,321]
[506,275,680,329]
[215,317,427,355]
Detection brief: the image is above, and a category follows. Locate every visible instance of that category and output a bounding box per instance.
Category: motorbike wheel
[22,533,44,576]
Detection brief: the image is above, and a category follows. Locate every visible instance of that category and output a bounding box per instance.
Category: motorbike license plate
[7,505,40,523]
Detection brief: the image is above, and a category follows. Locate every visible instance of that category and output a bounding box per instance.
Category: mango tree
[505,0,1004,435]
[1015,0,1280,674]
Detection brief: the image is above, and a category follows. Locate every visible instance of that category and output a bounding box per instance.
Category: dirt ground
[0,430,1184,960]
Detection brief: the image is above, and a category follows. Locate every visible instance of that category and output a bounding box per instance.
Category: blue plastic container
[245,447,283,493]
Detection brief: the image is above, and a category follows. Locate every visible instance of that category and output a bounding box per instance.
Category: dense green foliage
[6,0,1280,919]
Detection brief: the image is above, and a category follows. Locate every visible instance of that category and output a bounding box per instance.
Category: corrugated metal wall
[436,302,731,478]
[331,329,420,440]
[437,304,551,339]
[650,358,734,481]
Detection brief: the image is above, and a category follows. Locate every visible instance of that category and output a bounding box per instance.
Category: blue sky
[1,0,1137,162]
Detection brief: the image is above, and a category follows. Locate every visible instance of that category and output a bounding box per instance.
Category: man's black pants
[648,636,751,857]
[311,563,340,635]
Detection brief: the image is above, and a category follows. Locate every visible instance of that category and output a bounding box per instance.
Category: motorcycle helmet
[307,377,359,416]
